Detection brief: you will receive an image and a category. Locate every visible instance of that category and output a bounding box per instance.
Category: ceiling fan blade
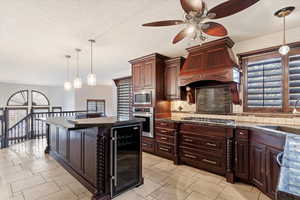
[207,0,260,19]
[173,28,190,44]
[201,22,228,37]
[180,0,204,14]
[142,20,185,27]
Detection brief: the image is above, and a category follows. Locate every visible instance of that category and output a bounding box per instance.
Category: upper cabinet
[164,57,185,100]
[129,53,168,92]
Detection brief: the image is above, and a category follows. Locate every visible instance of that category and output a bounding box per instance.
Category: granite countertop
[156,117,300,137]
[45,116,144,129]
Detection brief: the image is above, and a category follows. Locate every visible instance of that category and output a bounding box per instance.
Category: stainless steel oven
[133,107,153,138]
[133,91,152,105]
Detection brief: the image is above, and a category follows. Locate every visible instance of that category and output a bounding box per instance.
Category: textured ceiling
[0,0,299,86]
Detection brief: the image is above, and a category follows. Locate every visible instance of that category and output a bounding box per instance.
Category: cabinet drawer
[156,134,174,144]
[155,121,175,129]
[180,147,225,174]
[180,124,227,138]
[156,128,175,136]
[236,129,249,140]
[156,143,174,159]
[180,134,225,153]
[142,139,155,153]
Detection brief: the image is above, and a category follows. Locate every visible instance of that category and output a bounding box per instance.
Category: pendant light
[275,6,295,56]
[74,48,82,89]
[87,39,97,86]
[64,55,72,91]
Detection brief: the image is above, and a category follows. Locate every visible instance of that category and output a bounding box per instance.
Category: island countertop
[45,116,144,129]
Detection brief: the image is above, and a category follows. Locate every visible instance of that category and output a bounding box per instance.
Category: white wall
[0,82,67,108]
[234,26,300,55]
[74,84,116,116]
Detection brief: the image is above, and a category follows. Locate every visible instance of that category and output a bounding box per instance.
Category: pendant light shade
[64,55,72,91]
[64,81,72,91]
[73,77,82,89]
[275,7,295,56]
[74,48,82,89]
[87,39,97,86]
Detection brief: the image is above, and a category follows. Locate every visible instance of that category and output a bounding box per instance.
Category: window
[31,90,50,106]
[240,44,300,113]
[87,99,105,115]
[114,77,132,120]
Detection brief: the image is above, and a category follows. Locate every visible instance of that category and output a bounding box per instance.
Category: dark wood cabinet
[164,57,185,100]
[58,128,68,160]
[83,129,97,186]
[266,147,282,198]
[235,129,249,180]
[250,142,267,192]
[144,60,154,89]
[155,121,176,160]
[69,130,83,173]
[142,137,155,154]
[178,123,228,176]
[132,63,142,90]
[131,58,155,91]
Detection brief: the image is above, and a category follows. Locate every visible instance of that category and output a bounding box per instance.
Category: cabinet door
[69,130,83,172]
[83,130,97,186]
[132,63,142,91]
[50,125,58,152]
[165,64,179,100]
[235,139,249,180]
[266,147,282,198]
[250,142,266,192]
[141,61,155,89]
[58,128,68,159]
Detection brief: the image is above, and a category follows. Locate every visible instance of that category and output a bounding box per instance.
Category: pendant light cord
[90,41,93,74]
[76,49,80,77]
[67,57,70,81]
[283,16,286,45]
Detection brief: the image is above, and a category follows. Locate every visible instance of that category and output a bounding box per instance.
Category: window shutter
[116,78,132,120]
[247,57,282,108]
[289,54,300,107]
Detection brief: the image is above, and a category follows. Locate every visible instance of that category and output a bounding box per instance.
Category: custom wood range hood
[179,37,241,104]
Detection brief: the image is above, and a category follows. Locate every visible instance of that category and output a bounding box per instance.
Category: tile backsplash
[171,100,300,126]
[171,100,243,113]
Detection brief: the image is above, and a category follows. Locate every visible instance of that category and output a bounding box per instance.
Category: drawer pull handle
[142,143,148,146]
[184,139,193,142]
[184,154,196,159]
[159,147,170,152]
[160,130,168,133]
[160,137,167,140]
[206,142,217,147]
[202,159,217,165]
[160,123,167,126]
[239,132,244,135]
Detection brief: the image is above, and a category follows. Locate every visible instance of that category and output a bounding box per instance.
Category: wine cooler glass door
[111,124,141,197]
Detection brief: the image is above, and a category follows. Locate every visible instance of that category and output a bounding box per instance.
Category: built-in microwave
[133,91,152,105]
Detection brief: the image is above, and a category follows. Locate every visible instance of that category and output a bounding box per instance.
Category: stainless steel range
[181,117,235,126]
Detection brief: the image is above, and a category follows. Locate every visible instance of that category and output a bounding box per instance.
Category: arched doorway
[6,90,50,128]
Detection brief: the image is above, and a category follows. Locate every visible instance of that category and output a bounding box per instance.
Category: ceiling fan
[142,0,260,44]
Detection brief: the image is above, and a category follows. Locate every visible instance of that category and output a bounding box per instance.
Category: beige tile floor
[0,139,272,200]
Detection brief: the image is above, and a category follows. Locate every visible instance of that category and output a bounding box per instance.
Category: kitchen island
[44,116,144,200]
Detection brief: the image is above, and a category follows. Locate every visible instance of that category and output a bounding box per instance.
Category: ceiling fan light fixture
[187,24,196,34]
